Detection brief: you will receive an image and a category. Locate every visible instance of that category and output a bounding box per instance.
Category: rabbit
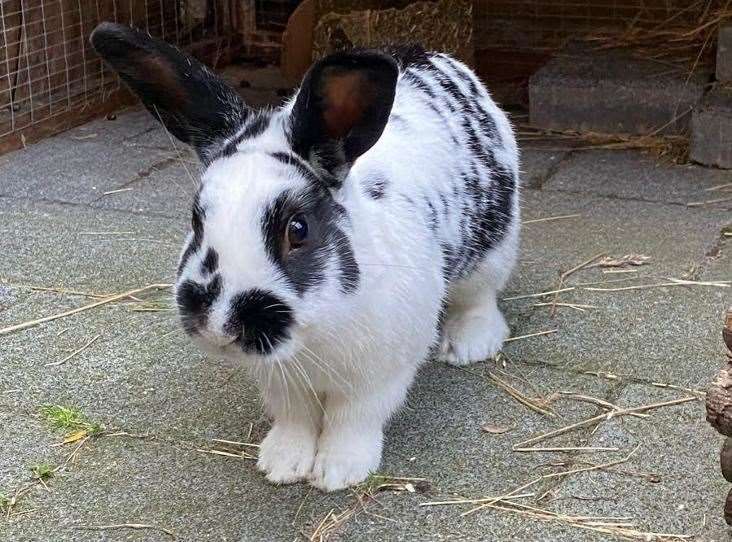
[91,22,520,492]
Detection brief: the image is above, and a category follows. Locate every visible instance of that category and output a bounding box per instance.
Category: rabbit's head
[91,23,398,363]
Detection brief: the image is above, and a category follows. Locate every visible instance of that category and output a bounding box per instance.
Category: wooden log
[706,308,732,436]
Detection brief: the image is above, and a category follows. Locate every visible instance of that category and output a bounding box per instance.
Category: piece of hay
[313,0,473,65]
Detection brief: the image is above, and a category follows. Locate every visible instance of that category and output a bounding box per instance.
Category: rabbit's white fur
[190,54,519,490]
[91,23,519,492]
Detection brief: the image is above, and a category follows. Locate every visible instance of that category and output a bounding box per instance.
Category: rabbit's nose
[225,289,294,355]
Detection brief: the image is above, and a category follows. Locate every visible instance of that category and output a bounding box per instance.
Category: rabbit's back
[352,47,520,286]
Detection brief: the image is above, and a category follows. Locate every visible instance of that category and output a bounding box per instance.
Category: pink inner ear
[133,52,188,109]
[321,72,372,139]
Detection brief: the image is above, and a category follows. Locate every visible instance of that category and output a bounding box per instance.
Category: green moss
[40,404,104,435]
[30,463,55,480]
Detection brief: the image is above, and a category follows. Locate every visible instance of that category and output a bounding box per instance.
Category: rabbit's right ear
[90,22,248,164]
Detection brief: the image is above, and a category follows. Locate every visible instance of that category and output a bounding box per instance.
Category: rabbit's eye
[286,214,308,250]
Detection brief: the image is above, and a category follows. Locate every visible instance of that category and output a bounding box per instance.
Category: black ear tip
[90,22,145,56]
[324,50,398,72]
[90,21,123,46]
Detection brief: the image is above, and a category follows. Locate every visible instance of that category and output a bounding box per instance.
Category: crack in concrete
[0,193,187,223]
[89,155,182,204]
[690,225,731,281]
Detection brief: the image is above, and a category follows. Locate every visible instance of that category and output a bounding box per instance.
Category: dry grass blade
[460,478,543,517]
[101,187,133,196]
[75,523,175,538]
[0,283,172,336]
[549,252,606,316]
[557,392,649,418]
[504,329,558,343]
[686,195,732,207]
[583,279,729,292]
[503,287,575,301]
[197,448,257,460]
[486,371,556,417]
[513,446,620,453]
[542,445,640,479]
[476,500,691,540]
[45,335,101,367]
[706,182,732,191]
[524,214,582,224]
[481,424,514,434]
[514,396,697,449]
[30,286,110,298]
[419,492,535,508]
[589,254,651,268]
[533,302,597,312]
[420,477,541,515]
[211,438,260,448]
[665,277,730,287]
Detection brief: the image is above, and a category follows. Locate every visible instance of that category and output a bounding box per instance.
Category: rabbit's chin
[191,334,299,366]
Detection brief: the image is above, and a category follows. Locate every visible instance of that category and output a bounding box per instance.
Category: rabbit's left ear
[290,50,398,177]
[90,22,248,164]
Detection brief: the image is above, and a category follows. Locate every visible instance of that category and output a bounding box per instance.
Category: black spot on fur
[426,199,438,231]
[383,44,433,69]
[269,151,326,187]
[192,194,205,239]
[176,274,222,333]
[390,113,406,126]
[178,193,205,276]
[220,113,271,157]
[261,185,359,295]
[226,289,293,355]
[201,247,218,274]
[403,69,435,99]
[366,177,387,199]
[333,231,359,293]
[178,238,197,276]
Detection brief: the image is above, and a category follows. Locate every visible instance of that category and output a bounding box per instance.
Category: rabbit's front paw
[438,305,509,366]
[310,432,382,491]
[257,423,317,484]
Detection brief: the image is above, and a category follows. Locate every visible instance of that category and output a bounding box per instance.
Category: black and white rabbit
[91,23,520,491]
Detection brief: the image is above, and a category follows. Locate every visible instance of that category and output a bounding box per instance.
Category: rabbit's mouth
[191,330,298,366]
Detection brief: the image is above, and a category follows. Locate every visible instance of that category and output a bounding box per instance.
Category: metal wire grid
[0,0,234,138]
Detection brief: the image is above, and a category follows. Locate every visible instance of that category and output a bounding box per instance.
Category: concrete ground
[1,74,731,541]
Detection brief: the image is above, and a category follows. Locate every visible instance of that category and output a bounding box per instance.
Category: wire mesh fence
[0,0,237,143]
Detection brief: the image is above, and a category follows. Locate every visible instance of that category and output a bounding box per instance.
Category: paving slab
[529,43,709,135]
[554,384,726,540]
[690,85,732,169]
[542,149,732,205]
[0,116,175,205]
[506,188,730,389]
[0,197,185,292]
[89,158,200,217]
[718,25,732,83]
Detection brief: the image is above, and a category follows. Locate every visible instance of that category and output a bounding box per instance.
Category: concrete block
[691,85,732,169]
[717,24,732,83]
[530,43,709,135]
